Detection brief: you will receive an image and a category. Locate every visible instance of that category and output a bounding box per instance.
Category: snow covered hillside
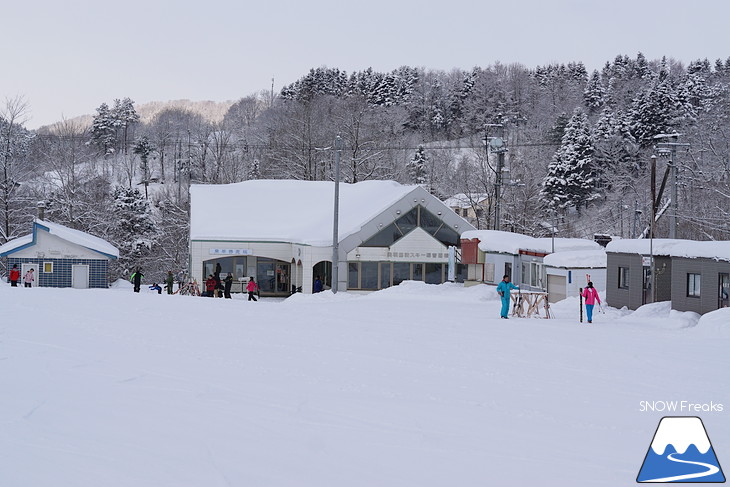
[1,282,727,486]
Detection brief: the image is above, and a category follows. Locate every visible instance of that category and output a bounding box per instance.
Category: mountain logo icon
[637,416,725,483]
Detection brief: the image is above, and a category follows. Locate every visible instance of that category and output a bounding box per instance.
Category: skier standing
[223,273,233,299]
[246,276,259,301]
[23,268,35,288]
[496,274,519,319]
[165,271,174,295]
[130,268,144,293]
[581,281,601,323]
[9,264,20,287]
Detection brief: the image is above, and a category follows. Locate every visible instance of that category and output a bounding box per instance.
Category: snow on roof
[443,193,488,209]
[0,234,33,255]
[543,249,607,268]
[606,238,730,262]
[190,180,421,246]
[460,230,601,255]
[0,220,119,258]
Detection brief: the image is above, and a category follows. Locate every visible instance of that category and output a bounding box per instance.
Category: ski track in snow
[642,452,720,482]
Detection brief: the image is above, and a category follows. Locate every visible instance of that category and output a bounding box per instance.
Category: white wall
[545,267,607,299]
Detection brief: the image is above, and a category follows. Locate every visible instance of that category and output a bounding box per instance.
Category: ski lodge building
[0,219,119,288]
[460,230,604,300]
[189,180,475,296]
[605,239,730,314]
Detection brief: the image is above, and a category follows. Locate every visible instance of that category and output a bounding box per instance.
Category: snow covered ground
[1,281,727,486]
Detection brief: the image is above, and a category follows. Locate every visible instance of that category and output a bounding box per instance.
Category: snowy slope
[1,282,727,486]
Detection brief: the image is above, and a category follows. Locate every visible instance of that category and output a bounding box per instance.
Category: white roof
[460,230,601,255]
[190,180,421,246]
[606,238,730,262]
[443,193,488,209]
[0,219,119,258]
[543,249,607,268]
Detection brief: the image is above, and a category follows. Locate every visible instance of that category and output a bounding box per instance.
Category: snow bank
[693,307,730,336]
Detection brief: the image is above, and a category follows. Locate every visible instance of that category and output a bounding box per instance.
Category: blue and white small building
[0,219,119,288]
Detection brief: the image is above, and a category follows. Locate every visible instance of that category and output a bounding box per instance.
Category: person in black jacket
[224,273,233,299]
[131,268,144,293]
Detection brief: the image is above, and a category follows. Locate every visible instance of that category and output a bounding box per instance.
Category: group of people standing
[496,274,601,322]
[8,264,34,288]
[204,262,259,301]
[130,268,176,295]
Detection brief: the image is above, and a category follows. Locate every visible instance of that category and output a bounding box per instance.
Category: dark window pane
[425,263,442,284]
[434,225,459,247]
[361,223,402,247]
[395,208,418,236]
[393,263,410,285]
[420,207,442,235]
[361,262,378,289]
[413,263,423,281]
[380,263,391,289]
[348,262,359,289]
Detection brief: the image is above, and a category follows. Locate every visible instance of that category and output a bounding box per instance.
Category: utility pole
[654,133,689,239]
[331,135,342,293]
[486,123,507,231]
[650,155,656,304]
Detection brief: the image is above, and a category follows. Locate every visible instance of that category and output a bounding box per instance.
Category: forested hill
[1,53,729,281]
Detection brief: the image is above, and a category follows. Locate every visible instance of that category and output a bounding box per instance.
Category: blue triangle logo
[637,416,726,483]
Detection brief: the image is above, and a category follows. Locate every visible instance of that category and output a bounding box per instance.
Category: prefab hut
[0,219,118,288]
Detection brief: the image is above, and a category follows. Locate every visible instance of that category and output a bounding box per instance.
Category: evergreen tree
[407,145,428,185]
[583,70,605,113]
[541,108,599,211]
[110,186,158,276]
[629,60,689,147]
[249,159,261,180]
[133,136,155,198]
[89,103,117,155]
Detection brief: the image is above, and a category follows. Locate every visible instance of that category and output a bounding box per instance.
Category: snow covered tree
[133,136,155,198]
[583,70,605,113]
[249,159,261,180]
[407,145,428,185]
[109,186,158,278]
[541,108,599,212]
[0,96,34,245]
[89,103,117,155]
[629,60,690,147]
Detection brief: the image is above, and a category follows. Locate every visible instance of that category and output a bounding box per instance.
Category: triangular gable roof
[190,180,426,246]
[0,219,119,259]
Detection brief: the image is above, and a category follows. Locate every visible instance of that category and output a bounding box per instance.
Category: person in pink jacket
[246,276,259,302]
[23,268,35,288]
[581,281,601,323]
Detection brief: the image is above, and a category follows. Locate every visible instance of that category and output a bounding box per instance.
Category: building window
[618,267,629,289]
[43,262,54,273]
[687,273,701,298]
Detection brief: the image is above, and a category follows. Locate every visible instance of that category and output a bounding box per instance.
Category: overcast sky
[3,0,728,128]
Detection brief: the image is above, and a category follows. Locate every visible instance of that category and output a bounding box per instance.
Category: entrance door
[547,274,566,303]
[21,263,38,287]
[642,266,652,305]
[720,273,729,309]
[72,265,90,289]
[276,263,290,293]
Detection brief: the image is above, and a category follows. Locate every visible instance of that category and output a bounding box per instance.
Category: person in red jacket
[9,264,20,287]
[205,275,216,297]
[581,281,601,323]
[246,276,259,301]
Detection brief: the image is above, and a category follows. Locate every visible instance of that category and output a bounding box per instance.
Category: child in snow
[246,276,259,301]
[149,283,162,294]
[23,268,35,288]
[581,282,601,323]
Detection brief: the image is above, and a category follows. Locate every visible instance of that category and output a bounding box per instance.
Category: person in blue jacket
[496,274,519,319]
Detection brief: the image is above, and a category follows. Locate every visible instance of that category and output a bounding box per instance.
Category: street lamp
[331,135,343,293]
